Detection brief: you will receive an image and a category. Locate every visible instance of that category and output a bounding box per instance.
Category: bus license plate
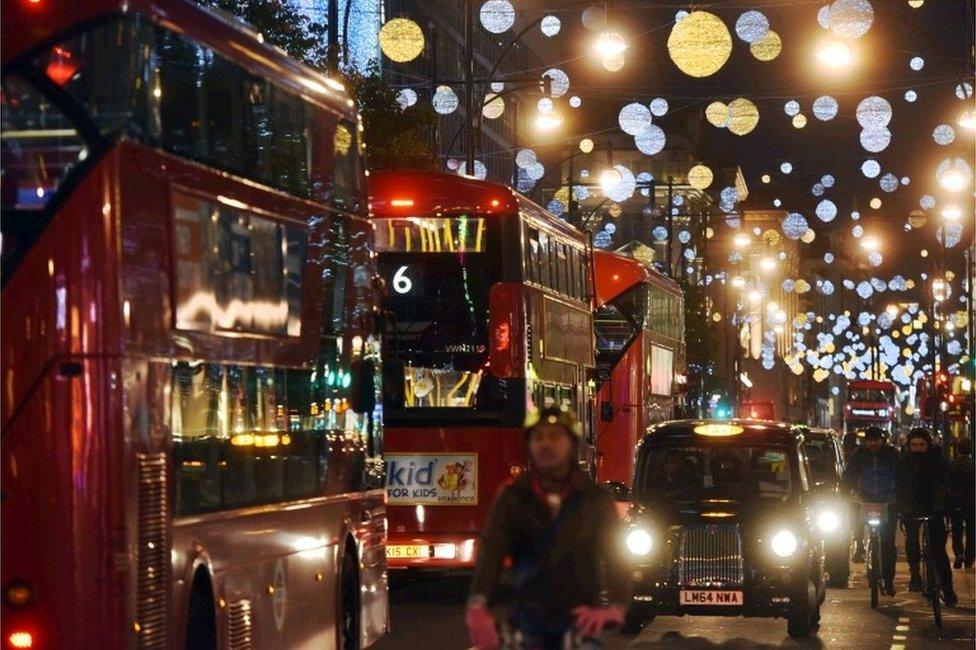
[385,545,428,559]
[680,590,743,606]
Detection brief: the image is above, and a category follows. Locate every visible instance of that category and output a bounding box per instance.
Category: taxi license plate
[385,545,428,559]
[680,590,743,606]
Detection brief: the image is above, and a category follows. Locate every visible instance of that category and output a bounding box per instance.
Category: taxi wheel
[621,605,654,635]
[826,554,850,588]
[787,579,817,638]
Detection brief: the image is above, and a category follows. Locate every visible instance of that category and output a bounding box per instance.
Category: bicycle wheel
[922,522,942,630]
[868,534,879,609]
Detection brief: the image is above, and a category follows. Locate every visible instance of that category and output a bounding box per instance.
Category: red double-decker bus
[592,250,686,485]
[368,169,596,569]
[843,379,896,436]
[2,1,388,647]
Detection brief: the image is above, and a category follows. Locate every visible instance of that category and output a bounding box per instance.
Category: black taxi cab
[619,420,826,638]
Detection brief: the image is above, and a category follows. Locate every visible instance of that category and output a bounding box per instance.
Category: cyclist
[896,428,957,606]
[948,438,974,570]
[465,406,630,649]
[841,425,898,596]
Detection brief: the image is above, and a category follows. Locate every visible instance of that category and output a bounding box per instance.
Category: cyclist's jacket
[896,450,949,515]
[470,469,631,628]
[841,445,898,503]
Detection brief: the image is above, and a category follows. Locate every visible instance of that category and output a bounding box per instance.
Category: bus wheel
[340,548,361,650]
[186,570,217,650]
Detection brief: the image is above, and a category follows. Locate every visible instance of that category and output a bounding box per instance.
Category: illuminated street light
[960,110,976,130]
[860,236,880,251]
[594,31,628,58]
[748,290,762,303]
[599,168,623,194]
[534,110,562,131]
[939,167,969,193]
[816,38,854,69]
[760,257,777,272]
[885,304,899,317]
[733,233,751,248]
[941,205,962,221]
[731,276,746,288]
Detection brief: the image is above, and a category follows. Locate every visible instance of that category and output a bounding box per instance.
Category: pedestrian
[948,437,975,570]
[465,406,630,649]
[895,427,957,606]
[841,425,899,596]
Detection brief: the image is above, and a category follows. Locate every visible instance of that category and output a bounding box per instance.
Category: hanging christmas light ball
[380,18,426,63]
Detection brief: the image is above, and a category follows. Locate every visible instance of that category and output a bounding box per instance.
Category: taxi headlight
[771,530,798,557]
[626,528,653,556]
[816,509,842,533]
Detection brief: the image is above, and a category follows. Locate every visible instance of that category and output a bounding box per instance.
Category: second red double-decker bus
[2,1,387,647]
[368,169,596,569]
[843,379,897,436]
[592,250,686,485]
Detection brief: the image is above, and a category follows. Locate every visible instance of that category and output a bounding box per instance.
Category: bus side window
[331,120,364,210]
[567,246,578,301]
[526,224,540,284]
[556,242,568,296]
[538,231,551,290]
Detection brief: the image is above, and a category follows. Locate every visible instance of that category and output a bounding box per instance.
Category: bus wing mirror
[600,400,614,422]
[488,283,525,378]
[350,357,377,414]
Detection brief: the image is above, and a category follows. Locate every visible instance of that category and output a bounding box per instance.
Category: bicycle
[916,515,943,631]
[860,502,888,609]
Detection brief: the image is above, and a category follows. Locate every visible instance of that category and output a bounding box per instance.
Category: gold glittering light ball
[668,11,733,78]
[750,29,782,61]
[579,138,595,154]
[687,164,714,190]
[727,97,759,135]
[908,209,927,228]
[761,229,781,245]
[706,101,730,127]
[792,114,807,129]
[380,18,425,63]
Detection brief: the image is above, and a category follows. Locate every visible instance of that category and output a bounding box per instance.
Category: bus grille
[136,453,169,648]
[227,600,254,650]
[677,525,744,587]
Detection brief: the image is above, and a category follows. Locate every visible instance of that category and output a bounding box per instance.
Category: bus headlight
[816,509,842,534]
[626,528,653,556]
[771,530,798,557]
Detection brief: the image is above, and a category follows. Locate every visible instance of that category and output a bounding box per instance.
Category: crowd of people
[841,425,974,608]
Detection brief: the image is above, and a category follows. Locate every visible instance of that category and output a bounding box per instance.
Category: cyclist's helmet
[863,426,886,442]
[524,406,583,445]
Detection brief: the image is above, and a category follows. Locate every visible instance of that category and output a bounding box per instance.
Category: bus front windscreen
[376,216,504,414]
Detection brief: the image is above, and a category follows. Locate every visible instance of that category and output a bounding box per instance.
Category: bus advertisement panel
[2,1,387,647]
[369,169,596,569]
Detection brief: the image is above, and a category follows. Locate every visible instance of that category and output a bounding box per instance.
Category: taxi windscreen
[636,444,794,501]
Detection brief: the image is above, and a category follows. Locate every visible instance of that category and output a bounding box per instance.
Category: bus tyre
[621,604,653,635]
[185,571,217,650]
[340,550,361,650]
[787,577,818,638]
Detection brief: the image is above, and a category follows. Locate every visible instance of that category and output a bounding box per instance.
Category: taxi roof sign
[693,424,745,437]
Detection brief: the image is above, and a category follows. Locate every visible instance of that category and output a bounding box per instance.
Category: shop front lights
[626,528,653,556]
[771,530,798,557]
